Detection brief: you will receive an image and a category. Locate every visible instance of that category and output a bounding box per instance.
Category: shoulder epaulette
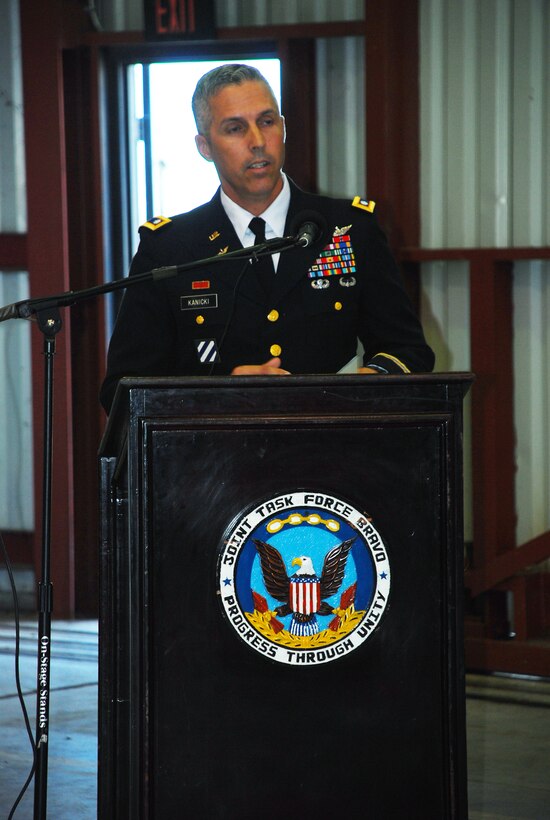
[352,196,376,213]
[141,215,172,232]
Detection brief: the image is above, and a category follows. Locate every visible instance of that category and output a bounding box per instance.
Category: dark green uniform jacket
[100,180,434,411]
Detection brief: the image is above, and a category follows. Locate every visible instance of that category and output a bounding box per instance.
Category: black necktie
[248,217,274,295]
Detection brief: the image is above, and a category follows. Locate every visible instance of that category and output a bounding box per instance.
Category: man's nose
[249,124,265,150]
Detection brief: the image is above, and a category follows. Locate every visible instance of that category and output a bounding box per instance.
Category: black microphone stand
[32,304,62,820]
[0,232,302,820]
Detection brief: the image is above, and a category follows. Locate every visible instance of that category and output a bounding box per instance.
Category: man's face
[195,80,286,215]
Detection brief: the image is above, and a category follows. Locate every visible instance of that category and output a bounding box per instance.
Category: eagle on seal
[252,537,355,636]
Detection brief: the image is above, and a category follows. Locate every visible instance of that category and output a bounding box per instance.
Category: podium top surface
[99,372,473,458]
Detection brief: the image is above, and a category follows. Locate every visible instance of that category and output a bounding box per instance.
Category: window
[127,58,281,255]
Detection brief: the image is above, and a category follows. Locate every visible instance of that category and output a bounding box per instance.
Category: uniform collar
[220,173,290,246]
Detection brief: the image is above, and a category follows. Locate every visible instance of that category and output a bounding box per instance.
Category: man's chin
[246,172,283,198]
[223,173,283,210]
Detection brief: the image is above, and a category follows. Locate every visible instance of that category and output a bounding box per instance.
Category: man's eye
[225,123,243,134]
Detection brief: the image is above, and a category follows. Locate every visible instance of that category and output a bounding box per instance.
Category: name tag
[181,294,218,310]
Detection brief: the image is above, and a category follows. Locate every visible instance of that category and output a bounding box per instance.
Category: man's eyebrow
[220,109,278,126]
[220,115,245,126]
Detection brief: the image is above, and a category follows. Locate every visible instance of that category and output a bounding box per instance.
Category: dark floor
[0,618,549,819]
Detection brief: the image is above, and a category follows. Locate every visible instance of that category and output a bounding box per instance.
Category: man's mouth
[248,160,270,170]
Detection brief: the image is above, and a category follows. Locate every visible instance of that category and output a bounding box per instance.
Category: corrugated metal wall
[0,0,33,531]
[419,0,550,546]
[420,0,549,248]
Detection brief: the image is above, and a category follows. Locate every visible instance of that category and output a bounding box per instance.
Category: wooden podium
[98,374,472,819]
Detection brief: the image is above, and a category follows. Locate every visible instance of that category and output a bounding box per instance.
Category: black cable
[0,531,37,818]
[207,257,254,376]
[204,236,305,377]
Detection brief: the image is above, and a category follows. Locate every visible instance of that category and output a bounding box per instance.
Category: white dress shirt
[220,173,291,271]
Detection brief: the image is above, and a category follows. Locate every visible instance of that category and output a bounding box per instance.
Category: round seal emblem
[218,491,391,666]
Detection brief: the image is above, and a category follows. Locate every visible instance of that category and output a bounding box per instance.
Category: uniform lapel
[188,191,266,306]
[187,190,240,259]
[187,185,333,308]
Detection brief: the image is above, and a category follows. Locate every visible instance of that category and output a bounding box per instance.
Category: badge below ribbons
[308,233,356,279]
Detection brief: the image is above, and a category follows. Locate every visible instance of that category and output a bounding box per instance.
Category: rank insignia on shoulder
[352,196,375,213]
[209,230,221,241]
[218,246,229,255]
[141,215,172,231]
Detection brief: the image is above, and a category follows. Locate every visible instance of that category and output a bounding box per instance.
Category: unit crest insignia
[218,491,391,665]
[195,338,219,363]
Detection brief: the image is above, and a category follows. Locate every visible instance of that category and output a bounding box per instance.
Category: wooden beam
[0,531,34,565]
[18,0,91,617]
[279,38,317,192]
[466,531,550,597]
[469,259,516,571]
[0,234,28,269]
[63,45,108,615]
[466,637,550,677]
[400,247,550,262]
[365,0,420,249]
[84,21,366,48]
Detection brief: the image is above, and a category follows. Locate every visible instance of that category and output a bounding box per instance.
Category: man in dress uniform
[100,63,434,412]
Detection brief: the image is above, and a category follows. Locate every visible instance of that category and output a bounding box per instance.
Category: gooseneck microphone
[289,211,328,248]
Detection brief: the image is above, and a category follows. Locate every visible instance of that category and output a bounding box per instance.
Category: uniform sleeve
[356,214,434,375]
[99,229,179,412]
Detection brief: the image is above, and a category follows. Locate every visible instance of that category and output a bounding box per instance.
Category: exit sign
[144,0,216,40]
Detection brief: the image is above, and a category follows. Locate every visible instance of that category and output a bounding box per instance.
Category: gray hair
[192,63,278,135]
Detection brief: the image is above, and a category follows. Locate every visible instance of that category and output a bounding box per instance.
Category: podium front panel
[99,375,471,819]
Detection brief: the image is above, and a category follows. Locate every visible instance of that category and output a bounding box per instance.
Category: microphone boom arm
[0,234,305,323]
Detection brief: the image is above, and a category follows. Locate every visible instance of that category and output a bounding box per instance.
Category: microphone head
[289,210,329,248]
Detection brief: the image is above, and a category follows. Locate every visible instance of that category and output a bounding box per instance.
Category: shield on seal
[290,577,321,615]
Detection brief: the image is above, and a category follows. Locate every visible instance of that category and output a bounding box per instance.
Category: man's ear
[195,134,213,162]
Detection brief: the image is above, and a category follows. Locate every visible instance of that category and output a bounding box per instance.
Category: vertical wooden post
[365,0,420,250]
[19,0,89,616]
[280,38,318,193]
[469,258,516,569]
[64,45,107,614]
